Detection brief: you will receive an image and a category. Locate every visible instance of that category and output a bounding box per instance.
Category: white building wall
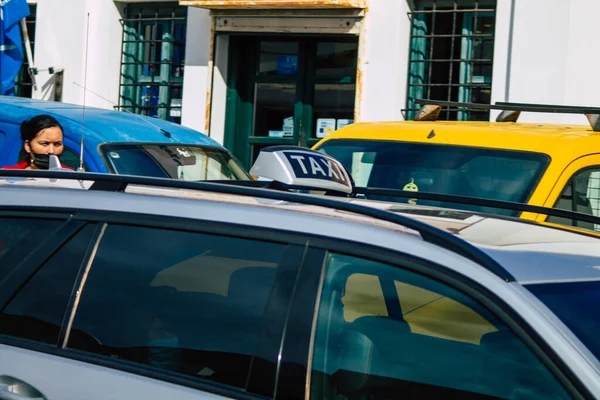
[32,0,124,109]
[29,0,212,132]
[180,7,212,133]
[491,0,600,124]
[358,0,411,123]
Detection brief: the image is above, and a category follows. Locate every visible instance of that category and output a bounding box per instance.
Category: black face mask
[30,153,61,170]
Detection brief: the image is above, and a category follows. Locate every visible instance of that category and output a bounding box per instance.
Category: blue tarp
[0,0,29,96]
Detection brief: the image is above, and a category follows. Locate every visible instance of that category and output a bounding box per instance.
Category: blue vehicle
[0,96,251,180]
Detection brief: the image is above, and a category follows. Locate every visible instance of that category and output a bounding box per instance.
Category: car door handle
[0,376,45,400]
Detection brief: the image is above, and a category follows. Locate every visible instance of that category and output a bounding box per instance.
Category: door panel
[224,36,358,169]
[306,252,571,400]
[0,344,232,400]
[0,223,98,346]
[0,214,305,400]
[540,154,600,229]
[65,223,303,397]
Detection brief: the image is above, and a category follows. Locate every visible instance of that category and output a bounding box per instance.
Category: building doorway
[223,35,358,169]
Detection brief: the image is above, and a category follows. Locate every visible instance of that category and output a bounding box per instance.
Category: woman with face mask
[2,114,72,170]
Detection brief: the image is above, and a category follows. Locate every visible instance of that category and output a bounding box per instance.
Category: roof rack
[352,187,600,228]
[211,181,600,227]
[412,99,600,131]
[0,169,514,282]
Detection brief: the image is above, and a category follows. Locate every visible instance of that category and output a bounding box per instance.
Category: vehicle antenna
[79,12,90,172]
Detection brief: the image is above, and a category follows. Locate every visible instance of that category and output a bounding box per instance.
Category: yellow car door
[536,154,600,231]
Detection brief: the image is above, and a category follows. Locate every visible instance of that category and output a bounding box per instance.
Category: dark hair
[20,114,63,142]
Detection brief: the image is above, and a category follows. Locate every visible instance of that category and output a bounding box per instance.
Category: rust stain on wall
[205,18,216,135]
[353,4,367,123]
[180,0,365,9]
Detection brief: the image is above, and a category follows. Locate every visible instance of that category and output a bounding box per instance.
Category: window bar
[135,9,143,115]
[426,0,437,100]
[410,58,492,63]
[446,0,459,119]
[155,10,164,118]
[410,83,490,87]
[470,0,479,119]
[412,8,495,13]
[121,16,187,22]
[168,7,177,120]
[412,33,492,38]
[118,12,127,113]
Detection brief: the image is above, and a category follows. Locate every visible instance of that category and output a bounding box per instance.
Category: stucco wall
[491,0,600,124]
[32,0,124,109]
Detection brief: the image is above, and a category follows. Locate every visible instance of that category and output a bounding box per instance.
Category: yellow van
[313,101,600,231]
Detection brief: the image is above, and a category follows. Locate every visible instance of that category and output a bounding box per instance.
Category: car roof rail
[352,187,600,228]
[0,169,514,282]
[412,99,600,131]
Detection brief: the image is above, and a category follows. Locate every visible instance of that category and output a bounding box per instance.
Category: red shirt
[1,160,29,169]
[2,160,74,170]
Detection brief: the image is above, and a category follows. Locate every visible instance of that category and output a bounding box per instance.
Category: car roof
[316,120,600,164]
[1,177,599,286]
[0,96,222,149]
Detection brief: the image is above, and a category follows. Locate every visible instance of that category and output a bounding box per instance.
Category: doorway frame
[222,33,360,168]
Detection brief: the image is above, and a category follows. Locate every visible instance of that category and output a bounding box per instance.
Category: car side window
[0,223,97,345]
[0,217,64,274]
[60,148,84,170]
[549,167,600,231]
[310,253,571,400]
[68,224,288,390]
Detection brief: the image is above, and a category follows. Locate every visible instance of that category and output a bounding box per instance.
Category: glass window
[526,281,600,363]
[253,82,297,139]
[315,42,358,79]
[0,224,97,345]
[0,218,63,274]
[548,167,600,231]
[60,148,86,171]
[317,139,549,216]
[119,4,187,124]
[310,253,570,399]
[258,41,299,76]
[69,224,287,389]
[100,144,251,181]
[312,84,355,140]
[406,1,497,121]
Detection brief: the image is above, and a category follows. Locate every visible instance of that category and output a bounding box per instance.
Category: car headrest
[351,315,411,337]
[333,329,375,393]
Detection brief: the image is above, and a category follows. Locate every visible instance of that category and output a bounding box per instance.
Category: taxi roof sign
[250,146,353,194]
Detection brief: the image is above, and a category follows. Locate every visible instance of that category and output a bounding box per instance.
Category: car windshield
[317,139,550,216]
[100,144,251,181]
[526,281,600,361]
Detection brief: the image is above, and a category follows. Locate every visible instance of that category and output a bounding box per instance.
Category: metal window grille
[118,3,187,124]
[14,4,36,98]
[405,0,497,121]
